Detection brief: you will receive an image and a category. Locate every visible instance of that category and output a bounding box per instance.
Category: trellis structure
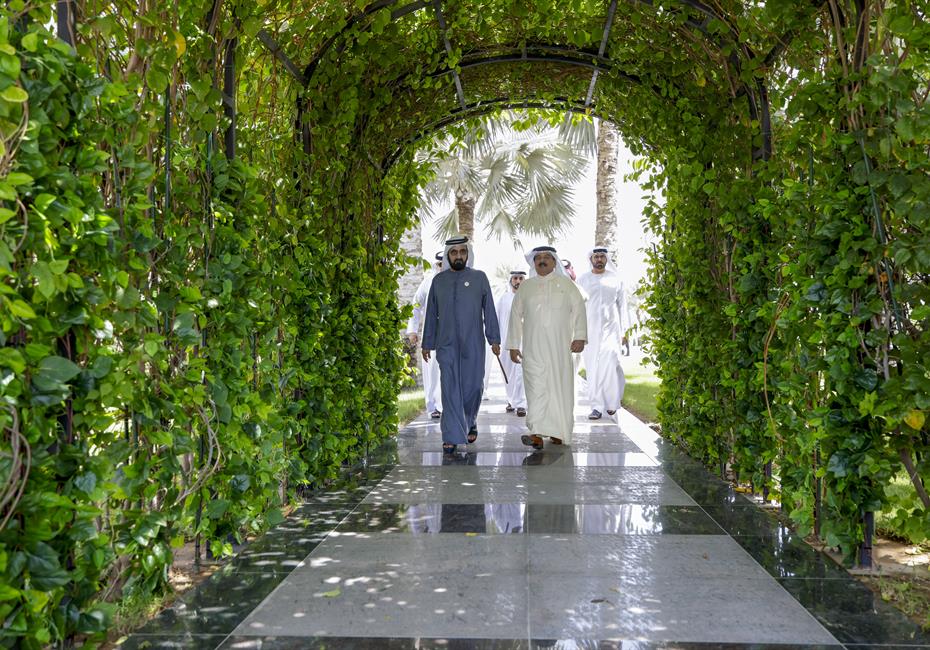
[1,1,928,645]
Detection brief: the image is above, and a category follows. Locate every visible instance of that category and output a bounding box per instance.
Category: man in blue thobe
[422,235,501,453]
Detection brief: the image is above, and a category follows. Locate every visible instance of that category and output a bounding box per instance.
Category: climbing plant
[638,1,930,560]
[0,1,420,645]
[0,0,928,647]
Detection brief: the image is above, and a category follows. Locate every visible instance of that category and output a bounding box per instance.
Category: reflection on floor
[120,379,930,649]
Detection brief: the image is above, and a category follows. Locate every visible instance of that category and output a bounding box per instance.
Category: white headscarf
[525,245,569,278]
[441,235,475,272]
[587,246,618,273]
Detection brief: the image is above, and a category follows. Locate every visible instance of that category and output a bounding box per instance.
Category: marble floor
[120,379,929,649]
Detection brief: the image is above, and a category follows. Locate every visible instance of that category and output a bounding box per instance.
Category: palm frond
[477,154,523,219]
[418,109,593,245]
[433,205,461,241]
[482,208,519,243]
[557,113,598,157]
[512,184,576,240]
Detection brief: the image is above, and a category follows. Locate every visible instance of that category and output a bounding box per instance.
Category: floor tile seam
[361,499,703,506]
[698,505,844,646]
[324,532,725,538]
[386,466,671,470]
[774,576,865,581]
[322,530,700,538]
[675,494,850,642]
[524,503,532,645]
[388,466,668,472]
[215,450,404,649]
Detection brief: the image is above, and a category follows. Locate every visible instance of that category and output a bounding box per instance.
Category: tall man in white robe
[496,270,527,416]
[406,251,444,418]
[422,236,501,454]
[577,246,627,420]
[506,246,586,448]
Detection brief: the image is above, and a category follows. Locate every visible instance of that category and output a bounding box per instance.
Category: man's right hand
[422,349,431,362]
[408,333,419,346]
[510,349,522,364]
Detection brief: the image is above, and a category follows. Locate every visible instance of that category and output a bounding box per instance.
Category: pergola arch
[266,0,789,169]
[9,6,930,644]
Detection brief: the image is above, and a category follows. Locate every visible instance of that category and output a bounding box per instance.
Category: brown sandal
[520,434,544,450]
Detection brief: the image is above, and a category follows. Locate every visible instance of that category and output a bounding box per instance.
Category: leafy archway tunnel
[2,1,928,643]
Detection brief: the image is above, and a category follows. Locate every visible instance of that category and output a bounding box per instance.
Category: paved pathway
[122,378,929,649]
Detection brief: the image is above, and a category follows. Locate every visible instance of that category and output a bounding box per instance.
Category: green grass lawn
[622,351,660,423]
[399,353,661,427]
[398,388,425,426]
[877,472,930,546]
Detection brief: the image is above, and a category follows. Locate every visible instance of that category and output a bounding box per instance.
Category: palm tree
[418,112,594,248]
[594,119,620,261]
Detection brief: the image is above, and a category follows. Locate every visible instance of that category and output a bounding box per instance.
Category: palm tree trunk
[397,225,424,307]
[595,120,619,259]
[455,188,476,239]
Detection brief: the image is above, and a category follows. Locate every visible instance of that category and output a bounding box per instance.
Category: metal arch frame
[383,96,622,169]
[423,46,683,108]
[301,0,736,87]
[430,50,642,85]
[283,0,778,162]
[585,0,619,107]
[431,0,467,110]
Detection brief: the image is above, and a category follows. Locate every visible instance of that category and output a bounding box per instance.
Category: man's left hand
[491,344,501,356]
[570,339,585,353]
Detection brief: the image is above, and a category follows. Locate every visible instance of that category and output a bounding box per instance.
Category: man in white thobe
[496,270,527,416]
[577,246,627,420]
[406,251,443,418]
[506,246,586,448]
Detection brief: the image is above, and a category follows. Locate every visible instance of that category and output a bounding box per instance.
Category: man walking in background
[496,270,527,417]
[577,246,627,420]
[422,236,501,454]
[407,251,444,418]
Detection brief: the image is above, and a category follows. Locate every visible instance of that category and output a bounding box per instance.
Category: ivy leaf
[173,31,186,58]
[32,262,55,298]
[852,368,879,391]
[230,474,251,493]
[0,348,25,373]
[826,453,848,478]
[9,299,36,319]
[370,8,391,34]
[173,312,200,345]
[21,33,38,52]
[88,355,112,379]
[0,85,28,103]
[265,508,285,526]
[26,542,70,591]
[73,472,97,495]
[49,259,68,274]
[36,356,82,385]
[205,499,229,519]
[76,605,112,634]
[904,410,926,431]
[0,584,19,601]
[804,282,826,303]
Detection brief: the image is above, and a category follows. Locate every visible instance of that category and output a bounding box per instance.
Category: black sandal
[467,426,478,444]
[442,443,456,454]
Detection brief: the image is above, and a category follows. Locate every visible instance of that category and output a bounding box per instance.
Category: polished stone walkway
[121,379,929,649]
